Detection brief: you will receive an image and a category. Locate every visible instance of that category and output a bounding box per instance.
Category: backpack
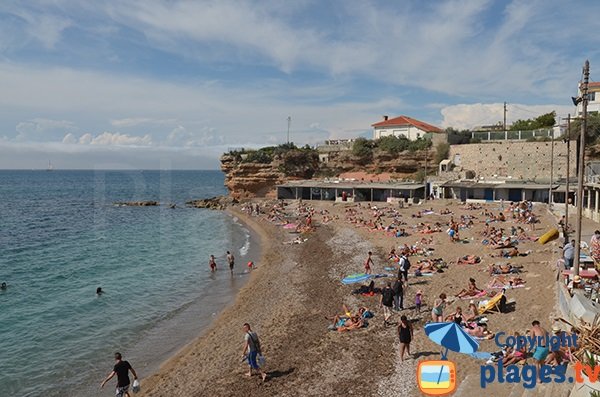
[247,332,262,354]
[402,256,411,270]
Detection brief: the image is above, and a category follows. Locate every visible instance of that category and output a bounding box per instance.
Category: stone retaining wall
[448,141,577,180]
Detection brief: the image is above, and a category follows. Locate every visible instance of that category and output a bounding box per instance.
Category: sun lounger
[478,291,506,314]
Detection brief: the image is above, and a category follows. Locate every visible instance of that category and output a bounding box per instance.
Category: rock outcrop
[221,154,288,200]
[114,201,159,207]
[186,196,236,210]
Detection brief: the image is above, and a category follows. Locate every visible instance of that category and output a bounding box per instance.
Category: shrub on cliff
[243,149,273,163]
[407,138,432,151]
[377,135,410,154]
[278,147,319,178]
[352,138,374,162]
[435,142,450,164]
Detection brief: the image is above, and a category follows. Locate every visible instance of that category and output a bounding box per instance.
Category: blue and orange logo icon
[417,360,457,396]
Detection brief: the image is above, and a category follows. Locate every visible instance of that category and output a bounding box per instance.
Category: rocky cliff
[220,147,433,199]
[221,154,288,200]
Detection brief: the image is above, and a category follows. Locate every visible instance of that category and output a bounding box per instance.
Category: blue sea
[0,170,256,397]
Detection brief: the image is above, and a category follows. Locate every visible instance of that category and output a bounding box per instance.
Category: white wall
[374,125,427,140]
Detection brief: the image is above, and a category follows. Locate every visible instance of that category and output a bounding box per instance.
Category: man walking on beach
[227,251,235,273]
[398,252,409,282]
[563,239,575,270]
[380,282,395,326]
[242,323,267,381]
[100,352,138,397]
[392,277,404,311]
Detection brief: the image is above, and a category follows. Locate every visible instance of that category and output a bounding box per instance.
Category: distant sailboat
[46,161,54,171]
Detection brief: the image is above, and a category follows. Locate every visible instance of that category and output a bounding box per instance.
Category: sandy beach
[138,198,563,397]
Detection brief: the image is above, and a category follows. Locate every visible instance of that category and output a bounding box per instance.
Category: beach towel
[459,290,488,300]
[489,284,525,290]
[341,273,371,285]
[283,223,298,229]
[469,352,493,360]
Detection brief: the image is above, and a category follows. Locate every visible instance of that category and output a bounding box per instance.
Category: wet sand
[138,199,562,397]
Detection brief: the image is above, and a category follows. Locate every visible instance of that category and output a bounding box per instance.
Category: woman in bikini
[445,306,465,324]
[431,293,447,322]
[456,278,482,298]
[465,303,480,322]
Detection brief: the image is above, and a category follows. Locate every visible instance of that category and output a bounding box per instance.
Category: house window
[416,133,421,139]
[589,92,596,102]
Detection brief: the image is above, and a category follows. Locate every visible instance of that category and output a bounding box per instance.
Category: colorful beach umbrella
[424,322,479,359]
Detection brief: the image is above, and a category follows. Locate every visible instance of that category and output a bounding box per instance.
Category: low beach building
[276,180,426,202]
[440,179,556,202]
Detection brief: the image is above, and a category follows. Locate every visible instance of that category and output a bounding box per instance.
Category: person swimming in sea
[209,255,217,272]
[1,282,7,290]
[96,287,104,295]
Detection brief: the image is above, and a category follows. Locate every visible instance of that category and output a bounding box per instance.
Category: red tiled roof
[371,115,443,133]
[589,82,600,88]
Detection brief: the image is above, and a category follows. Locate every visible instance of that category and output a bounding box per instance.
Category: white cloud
[440,103,574,130]
[62,132,77,144]
[76,131,153,146]
[110,118,177,128]
[91,0,590,99]
[0,5,72,49]
[15,118,77,141]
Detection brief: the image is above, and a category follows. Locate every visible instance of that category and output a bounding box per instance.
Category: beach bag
[258,354,266,367]
[132,379,140,393]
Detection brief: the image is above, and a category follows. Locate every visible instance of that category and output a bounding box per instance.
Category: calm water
[0,170,255,397]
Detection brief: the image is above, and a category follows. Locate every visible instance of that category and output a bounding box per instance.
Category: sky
[0,0,598,170]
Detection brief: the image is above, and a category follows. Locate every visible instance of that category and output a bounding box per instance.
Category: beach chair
[478,291,506,315]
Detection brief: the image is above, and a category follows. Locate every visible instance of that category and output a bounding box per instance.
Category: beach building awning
[501,183,559,190]
[441,180,558,190]
[277,181,426,190]
[555,184,579,192]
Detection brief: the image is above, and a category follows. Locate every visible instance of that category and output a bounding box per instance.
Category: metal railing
[470,128,553,141]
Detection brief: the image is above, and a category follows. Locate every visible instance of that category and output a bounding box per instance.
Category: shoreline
[137,206,272,395]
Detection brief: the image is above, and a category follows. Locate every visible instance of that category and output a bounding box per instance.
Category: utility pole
[503,102,507,132]
[574,60,590,277]
[287,116,291,145]
[424,148,428,201]
[550,129,554,206]
[565,114,570,239]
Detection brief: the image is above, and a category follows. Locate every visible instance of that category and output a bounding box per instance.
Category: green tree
[407,138,432,151]
[568,113,600,143]
[352,137,374,156]
[377,135,409,154]
[434,142,450,164]
[510,111,555,131]
[446,127,473,144]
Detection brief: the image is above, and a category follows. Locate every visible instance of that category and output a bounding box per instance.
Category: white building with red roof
[371,115,443,141]
[576,81,600,117]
